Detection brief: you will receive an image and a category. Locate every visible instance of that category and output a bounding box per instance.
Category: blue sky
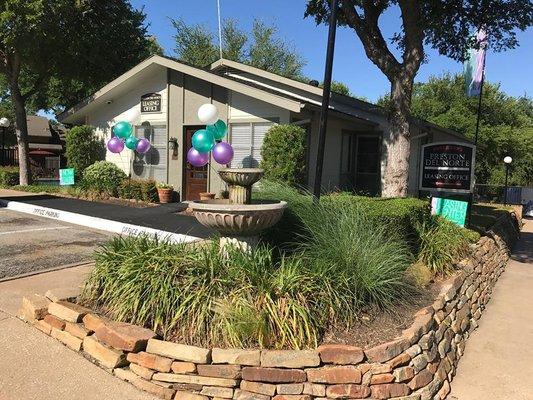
[129,0,532,103]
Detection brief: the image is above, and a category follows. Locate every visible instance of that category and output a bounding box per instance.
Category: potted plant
[156,183,174,203]
[199,192,216,201]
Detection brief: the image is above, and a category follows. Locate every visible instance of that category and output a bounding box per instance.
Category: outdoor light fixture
[0,117,10,167]
[503,156,513,205]
[0,117,10,128]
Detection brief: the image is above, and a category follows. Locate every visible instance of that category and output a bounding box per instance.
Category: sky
[128,0,532,103]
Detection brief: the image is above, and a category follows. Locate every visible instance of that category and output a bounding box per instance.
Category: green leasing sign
[59,168,75,186]
[431,197,468,227]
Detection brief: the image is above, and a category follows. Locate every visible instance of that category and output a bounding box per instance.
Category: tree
[305,0,532,197]
[171,18,306,79]
[326,80,352,96]
[0,1,153,185]
[379,74,532,186]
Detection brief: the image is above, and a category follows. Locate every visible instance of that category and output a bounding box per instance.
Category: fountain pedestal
[189,168,286,251]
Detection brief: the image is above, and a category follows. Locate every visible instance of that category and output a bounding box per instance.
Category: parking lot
[0,209,110,280]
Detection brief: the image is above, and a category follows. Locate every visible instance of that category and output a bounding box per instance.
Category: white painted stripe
[0,226,71,236]
[0,199,200,244]
[424,166,470,171]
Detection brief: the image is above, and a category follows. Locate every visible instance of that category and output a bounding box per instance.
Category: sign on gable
[141,93,162,113]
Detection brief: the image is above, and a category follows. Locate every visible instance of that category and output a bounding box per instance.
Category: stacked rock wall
[20,213,520,400]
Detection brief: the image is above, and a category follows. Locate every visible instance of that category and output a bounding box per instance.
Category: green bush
[118,179,158,202]
[0,166,19,186]
[415,216,478,275]
[81,226,412,349]
[82,161,126,196]
[260,124,307,186]
[65,125,105,179]
[256,181,429,251]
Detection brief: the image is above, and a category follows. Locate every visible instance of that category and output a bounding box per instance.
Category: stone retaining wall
[19,213,520,400]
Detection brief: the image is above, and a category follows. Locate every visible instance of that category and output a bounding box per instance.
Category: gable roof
[58,56,305,124]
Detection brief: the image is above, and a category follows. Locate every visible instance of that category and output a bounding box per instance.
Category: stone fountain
[189,168,287,250]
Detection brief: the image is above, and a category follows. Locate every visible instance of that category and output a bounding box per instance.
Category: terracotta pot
[157,188,174,203]
[199,192,216,201]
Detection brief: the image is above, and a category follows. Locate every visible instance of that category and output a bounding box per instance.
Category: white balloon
[197,103,219,125]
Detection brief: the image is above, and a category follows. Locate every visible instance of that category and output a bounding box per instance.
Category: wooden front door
[184,127,208,201]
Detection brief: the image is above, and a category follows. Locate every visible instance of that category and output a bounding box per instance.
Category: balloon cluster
[187,104,234,167]
[107,121,151,155]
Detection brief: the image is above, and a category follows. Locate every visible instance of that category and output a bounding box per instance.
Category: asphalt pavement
[0,210,110,280]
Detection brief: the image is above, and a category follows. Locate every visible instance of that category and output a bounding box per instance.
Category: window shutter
[251,122,272,167]
[230,123,252,168]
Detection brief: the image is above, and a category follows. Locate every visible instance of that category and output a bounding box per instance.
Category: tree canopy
[379,74,532,186]
[0,0,156,183]
[305,0,532,197]
[171,18,306,79]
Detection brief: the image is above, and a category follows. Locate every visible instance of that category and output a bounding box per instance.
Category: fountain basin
[190,199,287,236]
[218,168,264,187]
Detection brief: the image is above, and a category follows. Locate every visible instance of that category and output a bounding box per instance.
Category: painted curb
[0,199,200,243]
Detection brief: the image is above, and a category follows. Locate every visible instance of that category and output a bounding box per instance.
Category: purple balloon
[187,147,209,167]
[212,142,234,165]
[136,138,151,154]
[107,137,124,153]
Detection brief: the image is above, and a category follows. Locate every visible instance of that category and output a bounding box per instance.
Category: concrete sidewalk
[0,265,157,400]
[450,218,533,400]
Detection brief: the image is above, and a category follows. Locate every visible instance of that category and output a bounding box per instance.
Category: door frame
[182,125,208,201]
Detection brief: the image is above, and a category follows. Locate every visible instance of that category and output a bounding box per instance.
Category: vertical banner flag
[464,29,487,97]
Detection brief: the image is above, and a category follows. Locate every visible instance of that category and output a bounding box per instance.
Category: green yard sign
[59,168,75,186]
[431,197,468,227]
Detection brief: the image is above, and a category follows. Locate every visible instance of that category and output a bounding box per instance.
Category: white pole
[217,0,223,60]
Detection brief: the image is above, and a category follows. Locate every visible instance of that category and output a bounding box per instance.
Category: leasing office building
[58,55,472,200]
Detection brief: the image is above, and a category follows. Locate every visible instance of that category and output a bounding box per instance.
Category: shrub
[81,229,412,349]
[260,124,307,186]
[65,125,105,178]
[415,216,477,275]
[118,179,158,202]
[0,166,19,186]
[82,161,126,196]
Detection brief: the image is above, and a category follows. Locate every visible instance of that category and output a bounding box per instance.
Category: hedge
[65,125,105,179]
[118,179,158,203]
[0,166,19,186]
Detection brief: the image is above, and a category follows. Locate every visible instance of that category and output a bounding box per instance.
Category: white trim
[0,200,200,244]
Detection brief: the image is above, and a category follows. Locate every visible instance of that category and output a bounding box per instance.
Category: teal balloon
[192,129,215,153]
[125,136,139,150]
[207,119,227,140]
[113,121,133,139]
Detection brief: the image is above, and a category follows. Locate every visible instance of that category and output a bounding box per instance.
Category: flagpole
[217,0,223,60]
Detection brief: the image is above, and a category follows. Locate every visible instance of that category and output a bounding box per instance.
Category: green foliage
[82,161,126,196]
[415,216,478,275]
[328,81,352,96]
[118,179,158,202]
[379,74,533,187]
[260,125,307,186]
[305,1,532,62]
[82,220,412,349]
[171,18,306,79]
[0,166,19,186]
[65,125,105,179]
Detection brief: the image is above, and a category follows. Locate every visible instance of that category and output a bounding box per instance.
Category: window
[229,122,273,168]
[132,124,167,182]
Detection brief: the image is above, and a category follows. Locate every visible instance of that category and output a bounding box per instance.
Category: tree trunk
[381,75,413,198]
[10,81,31,186]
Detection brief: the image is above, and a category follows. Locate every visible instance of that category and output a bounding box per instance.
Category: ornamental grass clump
[415,215,478,275]
[82,237,325,349]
